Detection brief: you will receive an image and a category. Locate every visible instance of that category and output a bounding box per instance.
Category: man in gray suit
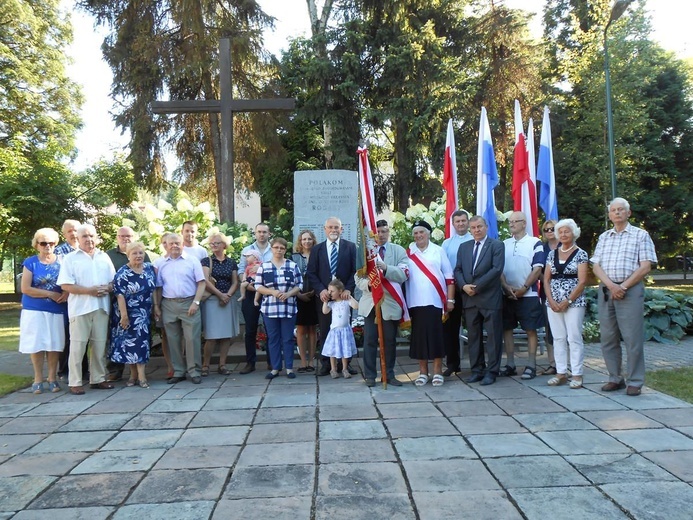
[454,216,505,385]
[356,220,409,387]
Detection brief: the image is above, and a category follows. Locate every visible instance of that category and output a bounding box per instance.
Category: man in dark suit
[454,215,505,385]
[306,216,357,376]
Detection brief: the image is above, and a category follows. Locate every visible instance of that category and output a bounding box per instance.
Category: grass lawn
[0,302,20,352]
[646,367,693,404]
[0,374,33,397]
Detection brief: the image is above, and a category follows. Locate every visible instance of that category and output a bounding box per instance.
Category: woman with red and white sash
[405,220,456,387]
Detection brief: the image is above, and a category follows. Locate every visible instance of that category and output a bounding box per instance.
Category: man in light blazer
[355,220,409,387]
[454,215,505,385]
[306,216,357,376]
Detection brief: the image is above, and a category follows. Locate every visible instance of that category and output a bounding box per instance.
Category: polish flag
[442,119,458,239]
[511,100,539,236]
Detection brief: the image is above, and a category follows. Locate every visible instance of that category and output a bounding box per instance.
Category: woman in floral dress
[110,242,157,388]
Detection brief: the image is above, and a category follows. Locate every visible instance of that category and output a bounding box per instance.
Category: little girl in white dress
[321,279,359,378]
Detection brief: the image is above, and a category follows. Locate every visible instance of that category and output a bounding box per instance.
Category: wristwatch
[193,300,200,306]
[447,299,455,303]
[567,298,573,305]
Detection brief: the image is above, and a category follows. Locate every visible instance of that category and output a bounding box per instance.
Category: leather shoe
[167,376,185,384]
[466,373,484,383]
[480,374,496,386]
[626,385,642,396]
[388,378,403,387]
[443,367,460,377]
[69,386,85,395]
[498,365,517,377]
[364,379,376,387]
[106,373,123,382]
[601,380,626,392]
[347,365,358,376]
[190,376,202,384]
[239,363,255,375]
[89,381,114,389]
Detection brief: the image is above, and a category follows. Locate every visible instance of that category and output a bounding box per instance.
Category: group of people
[18,196,656,397]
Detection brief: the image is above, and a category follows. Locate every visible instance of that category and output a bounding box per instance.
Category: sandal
[414,374,429,387]
[48,381,61,393]
[139,380,150,389]
[432,374,444,387]
[297,366,308,373]
[569,377,583,389]
[547,376,568,386]
[218,366,231,376]
[32,382,43,394]
[201,366,210,377]
[541,365,557,376]
[305,366,315,372]
[521,366,537,380]
[126,379,137,387]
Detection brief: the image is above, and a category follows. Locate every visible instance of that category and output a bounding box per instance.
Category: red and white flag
[511,100,539,236]
[357,147,384,307]
[442,118,458,239]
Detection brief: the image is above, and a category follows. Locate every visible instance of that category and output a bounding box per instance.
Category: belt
[163,296,195,302]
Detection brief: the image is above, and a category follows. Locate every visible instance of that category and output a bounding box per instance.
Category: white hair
[608,197,630,212]
[555,218,581,240]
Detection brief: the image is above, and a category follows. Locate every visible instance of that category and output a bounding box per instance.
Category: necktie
[330,242,338,277]
[472,241,481,272]
[379,246,385,260]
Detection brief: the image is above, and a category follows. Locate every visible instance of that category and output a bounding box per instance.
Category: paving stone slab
[377,402,443,419]
[319,390,375,406]
[213,385,267,398]
[247,421,316,444]
[122,411,195,430]
[566,453,679,484]
[83,398,151,414]
[202,396,262,411]
[71,448,165,474]
[320,420,386,441]
[101,429,182,451]
[550,395,628,412]
[114,501,215,520]
[188,409,255,428]
[319,439,397,464]
[143,398,208,413]
[154,445,240,470]
[450,415,526,435]
[314,493,414,520]
[318,462,408,495]
[265,383,317,395]
[513,412,597,432]
[28,472,144,508]
[423,383,488,402]
[22,401,97,417]
[394,435,476,461]
[403,459,499,492]
[0,475,56,510]
[494,397,567,415]
[237,441,315,466]
[0,434,46,456]
[385,417,458,438]
[605,392,692,410]
[59,413,135,432]
[127,468,229,504]
[261,393,317,408]
[26,431,115,454]
[0,403,39,418]
[13,506,114,520]
[250,406,313,424]
[319,404,379,421]
[159,387,217,400]
[223,464,314,498]
[608,427,693,452]
[578,410,663,430]
[600,481,693,519]
[486,455,591,488]
[510,486,628,520]
[0,451,89,477]
[641,450,693,482]
[176,425,249,447]
[640,407,693,427]
[466,433,555,457]
[370,388,432,404]
[537,430,631,456]
[414,490,523,520]
[0,415,74,434]
[214,496,310,520]
[437,400,505,417]
[474,381,541,400]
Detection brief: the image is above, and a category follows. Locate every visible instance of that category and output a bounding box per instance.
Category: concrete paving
[1,341,693,519]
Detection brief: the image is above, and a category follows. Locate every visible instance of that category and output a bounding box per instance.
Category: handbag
[200,256,217,302]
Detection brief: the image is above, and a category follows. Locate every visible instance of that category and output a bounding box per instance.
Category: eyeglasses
[543,227,554,233]
[38,242,56,247]
[509,219,525,224]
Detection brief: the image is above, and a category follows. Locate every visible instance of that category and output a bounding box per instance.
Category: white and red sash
[380,264,410,322]
[406,246,448,311]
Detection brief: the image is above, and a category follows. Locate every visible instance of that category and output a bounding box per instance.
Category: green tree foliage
[0,0,82,154]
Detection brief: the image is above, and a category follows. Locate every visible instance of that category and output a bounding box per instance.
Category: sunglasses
[38,241,56,247]
[543,227,555,232]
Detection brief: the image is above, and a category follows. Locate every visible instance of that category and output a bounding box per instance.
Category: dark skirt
[409,305,445,360]
[296,294,319,326]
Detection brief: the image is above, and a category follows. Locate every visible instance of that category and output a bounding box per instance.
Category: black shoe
[480,374,496,386]
[239,363,255,375]
[498,365,517,377]
[106,373,123,382]
[190,376,202,384]
[89,381,115,389]
[318,365,331,376]
[167,376,185,384]
[388,377,403,387]
[347,365,358,376]
[364,378,376,387]
[466,373,484,383]
[443,367,460,377]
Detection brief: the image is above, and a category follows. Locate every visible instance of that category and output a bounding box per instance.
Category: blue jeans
[263,315,297,371]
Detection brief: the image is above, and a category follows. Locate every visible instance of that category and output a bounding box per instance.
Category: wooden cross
[152,38,295,222]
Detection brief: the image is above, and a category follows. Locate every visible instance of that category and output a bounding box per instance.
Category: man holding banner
[355,220,409,387]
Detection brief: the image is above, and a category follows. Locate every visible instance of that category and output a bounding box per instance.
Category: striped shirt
[255,260,303,319]
[590,223,657,282]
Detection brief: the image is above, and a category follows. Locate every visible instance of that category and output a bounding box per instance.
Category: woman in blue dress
[110,242,156,388]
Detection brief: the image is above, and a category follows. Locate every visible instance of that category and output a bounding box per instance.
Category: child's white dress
[321,300,357,358]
